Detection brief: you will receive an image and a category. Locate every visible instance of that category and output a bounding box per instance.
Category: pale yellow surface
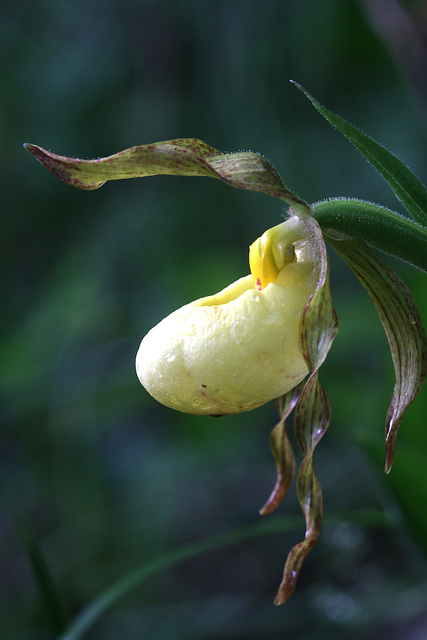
[136,216,319,415]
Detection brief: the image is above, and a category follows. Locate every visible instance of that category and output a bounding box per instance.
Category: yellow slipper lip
[136,216,320,415]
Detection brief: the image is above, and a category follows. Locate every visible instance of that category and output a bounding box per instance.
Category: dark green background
[2,1,427,638]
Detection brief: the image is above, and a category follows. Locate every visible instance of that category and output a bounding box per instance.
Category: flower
[135,217,321,415]
[25,95,427,604]
[134,206,339,605]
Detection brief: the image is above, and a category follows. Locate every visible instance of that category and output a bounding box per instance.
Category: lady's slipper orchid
[136,217,321,415]
[24,85,427,606]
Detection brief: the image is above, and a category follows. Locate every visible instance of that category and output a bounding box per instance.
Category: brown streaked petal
[327,236,427,473]
[259,383,305,516]
[24,139,309,212]
[271,216,338,604]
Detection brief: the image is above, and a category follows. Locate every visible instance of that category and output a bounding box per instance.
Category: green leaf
[27,540,68,634]
[326,237,427,473]
[293,82,427,226]
[0,470,68,634]
[57,511,388,640]
[55,516,305,640]
[24,139,309,213]
[312,198,427,273]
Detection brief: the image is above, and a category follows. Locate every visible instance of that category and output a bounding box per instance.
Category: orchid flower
[24,84,427,604]
[136,215,328,416]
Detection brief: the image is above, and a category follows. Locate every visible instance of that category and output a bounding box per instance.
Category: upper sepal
[24,139,309,213]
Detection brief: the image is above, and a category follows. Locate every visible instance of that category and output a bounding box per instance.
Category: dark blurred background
[2,0,427,638]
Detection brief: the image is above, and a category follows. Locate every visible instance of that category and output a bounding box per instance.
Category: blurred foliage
[2,0,427,638]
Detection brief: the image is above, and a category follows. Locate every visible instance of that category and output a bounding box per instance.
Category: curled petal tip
[24,143,46,162]
[24,143,106,189]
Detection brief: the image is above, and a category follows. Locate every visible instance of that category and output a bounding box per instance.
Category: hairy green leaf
[294,82,427,226]
[312,199,427,273]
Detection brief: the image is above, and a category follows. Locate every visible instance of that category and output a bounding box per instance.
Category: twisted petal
[326,236,427,473]
[266,214,339,605]
[24,139,309,213]
[259,384,304,516]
